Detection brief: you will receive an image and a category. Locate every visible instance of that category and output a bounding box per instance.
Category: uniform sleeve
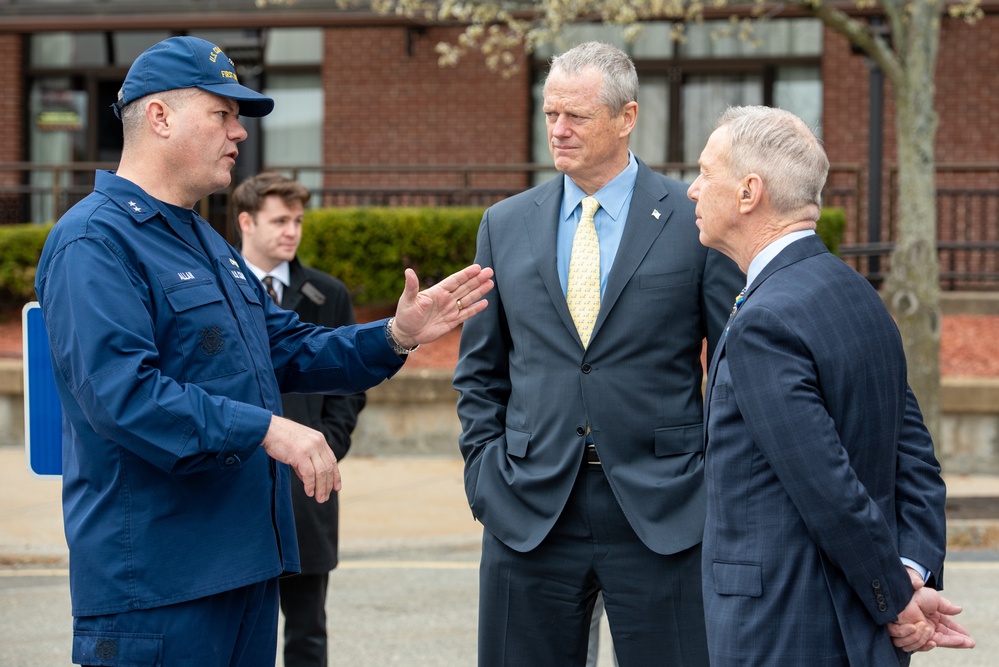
[39,236,273,474]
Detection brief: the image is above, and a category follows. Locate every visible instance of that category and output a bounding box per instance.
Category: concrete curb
[947,519,999,551]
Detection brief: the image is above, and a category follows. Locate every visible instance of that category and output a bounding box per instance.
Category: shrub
[299,207,482,306]
[1,206,847,312]
[0,223,51,310]
[816,207,847,257]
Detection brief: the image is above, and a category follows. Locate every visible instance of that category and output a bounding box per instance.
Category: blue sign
[22,302,62,479]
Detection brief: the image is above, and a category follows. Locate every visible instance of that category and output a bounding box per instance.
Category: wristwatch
[385,317,419,356]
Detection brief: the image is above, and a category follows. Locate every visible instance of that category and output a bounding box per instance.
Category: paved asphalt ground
[1,448,997,666]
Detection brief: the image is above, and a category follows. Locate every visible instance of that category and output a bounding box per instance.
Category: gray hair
[546,41,638,114]
[120,88,200,137]
[717,106,829,217]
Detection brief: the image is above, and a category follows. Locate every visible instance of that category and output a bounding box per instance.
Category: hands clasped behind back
[263,263,494,503]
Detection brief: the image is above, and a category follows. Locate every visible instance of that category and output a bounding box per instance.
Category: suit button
[581,364,591,373]
[878,602,888,612]
[576,426,586,437]
[872,579,881,590]
[224,455,240,466]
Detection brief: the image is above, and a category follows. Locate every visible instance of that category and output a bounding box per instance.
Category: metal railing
[2,161,999,290]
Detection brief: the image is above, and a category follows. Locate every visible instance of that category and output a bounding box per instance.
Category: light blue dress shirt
[557,152,639,297]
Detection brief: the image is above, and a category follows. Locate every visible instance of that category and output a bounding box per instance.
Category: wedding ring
[456,298,463,311]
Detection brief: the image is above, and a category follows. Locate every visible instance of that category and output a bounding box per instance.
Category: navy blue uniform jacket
[35,171,404,617]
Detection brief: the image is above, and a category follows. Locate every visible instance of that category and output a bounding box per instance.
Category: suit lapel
[280,259,306,311]
[524,180,580,341]
[527,162,683,348]
[595,161,671,340]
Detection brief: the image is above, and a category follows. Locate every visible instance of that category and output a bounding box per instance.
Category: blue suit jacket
[702,235,946,666]
[454,160,743,553]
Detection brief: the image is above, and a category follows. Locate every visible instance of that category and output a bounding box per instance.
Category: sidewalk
[1,446,998,567]
[0,447,481,567]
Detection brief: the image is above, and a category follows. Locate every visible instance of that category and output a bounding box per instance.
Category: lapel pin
[652,209,661,220]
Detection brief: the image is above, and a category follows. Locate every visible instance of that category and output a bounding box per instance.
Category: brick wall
[322,26,531,201]
[936,16,999,165]
[822,15,999,285]
[0,34,23,223]
[823,15,999,169]
[0,34,22,167]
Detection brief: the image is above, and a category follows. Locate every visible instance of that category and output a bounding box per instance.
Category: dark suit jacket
[454,159,743,554]
[702,235,946,666]
[280,258,366,573]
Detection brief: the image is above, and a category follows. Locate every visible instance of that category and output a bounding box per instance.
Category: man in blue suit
[690,105,974,665]
[454,41,743,666]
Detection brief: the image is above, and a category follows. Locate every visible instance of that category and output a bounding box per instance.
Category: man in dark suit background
[690,106,974,665]
[454,41,743,666]
[234,173,365,667]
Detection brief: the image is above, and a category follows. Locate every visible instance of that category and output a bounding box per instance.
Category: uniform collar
[94,170,176,225]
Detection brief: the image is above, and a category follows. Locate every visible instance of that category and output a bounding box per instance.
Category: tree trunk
[881,8,942,445]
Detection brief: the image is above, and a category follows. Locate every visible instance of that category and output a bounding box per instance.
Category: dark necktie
[262,275,280,305]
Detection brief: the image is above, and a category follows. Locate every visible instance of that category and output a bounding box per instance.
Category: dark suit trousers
[478,463,708,667]
[279,572,330,667]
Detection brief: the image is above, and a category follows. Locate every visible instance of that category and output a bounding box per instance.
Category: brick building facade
[0,7,997,285]
[321,25,531,198]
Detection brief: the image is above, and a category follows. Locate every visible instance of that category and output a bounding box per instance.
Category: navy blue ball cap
[113,36,274,119]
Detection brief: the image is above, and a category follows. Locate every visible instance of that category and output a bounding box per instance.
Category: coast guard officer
[34,36,492,667]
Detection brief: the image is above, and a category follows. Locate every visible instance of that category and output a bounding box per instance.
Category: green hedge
[0,222,51,310]
[816,207,847,257]
[299,207,482,306]
[299,205,845,306]
[0,206,847,311]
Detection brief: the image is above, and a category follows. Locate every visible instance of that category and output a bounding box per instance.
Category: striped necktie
[567,196,601,348]
[261,275,280,305]
[725,287,748,335]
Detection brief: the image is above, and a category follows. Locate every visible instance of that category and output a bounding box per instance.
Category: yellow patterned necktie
[567,196,601,348]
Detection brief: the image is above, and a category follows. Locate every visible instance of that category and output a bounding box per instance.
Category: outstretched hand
[391,264,494,349]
